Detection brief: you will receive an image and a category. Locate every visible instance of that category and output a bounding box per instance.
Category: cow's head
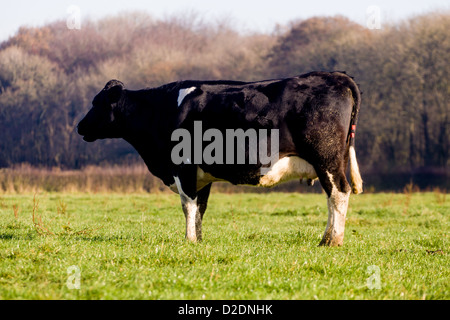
[77,80,125,142]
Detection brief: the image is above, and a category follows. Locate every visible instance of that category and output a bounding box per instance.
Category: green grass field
[0,191,448,300]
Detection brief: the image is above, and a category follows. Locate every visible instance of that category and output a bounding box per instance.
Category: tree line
[0,11,448,189]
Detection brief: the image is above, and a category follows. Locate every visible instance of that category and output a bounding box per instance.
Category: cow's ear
[103,80,124,104]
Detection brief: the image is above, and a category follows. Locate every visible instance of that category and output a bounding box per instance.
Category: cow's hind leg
[317,168,351,247]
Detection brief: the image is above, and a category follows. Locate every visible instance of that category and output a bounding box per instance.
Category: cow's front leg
[174,175,201,242]
[319,171,351,247]
[173,167,212,242]
[184,183,212,242]
[197,183,212,221]
[181,194,202,242]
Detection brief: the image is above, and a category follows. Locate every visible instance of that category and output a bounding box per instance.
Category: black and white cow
[77,71,363,246]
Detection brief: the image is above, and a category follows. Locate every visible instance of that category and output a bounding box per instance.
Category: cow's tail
[346,75,363,194]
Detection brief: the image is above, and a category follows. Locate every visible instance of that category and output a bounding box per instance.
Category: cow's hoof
[185,236,202,243]
[319,236,343,247]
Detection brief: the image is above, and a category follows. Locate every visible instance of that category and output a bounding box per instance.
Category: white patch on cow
[177,87,196,107]
[174,176,200,242]
[258,156,317,187]
[349,146,363,194]
[321,171,350,246]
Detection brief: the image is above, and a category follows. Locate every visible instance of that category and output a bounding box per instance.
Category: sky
[1,0,449,41]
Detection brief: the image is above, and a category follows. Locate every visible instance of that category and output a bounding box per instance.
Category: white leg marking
[349,146,363,194]
[258,156,317,187]
[320,171,350,246]
[177,87,196,107]
[174,176,201,242]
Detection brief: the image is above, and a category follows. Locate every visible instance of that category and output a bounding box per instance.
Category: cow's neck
[122,89,177,185]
